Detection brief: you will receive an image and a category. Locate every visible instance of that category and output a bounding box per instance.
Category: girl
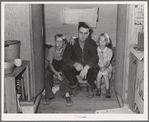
[96,33,113,98]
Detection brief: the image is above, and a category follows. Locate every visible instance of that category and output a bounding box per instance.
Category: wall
[44,4,117,47]
[127,5,143,45]
[5,4,31,61]
[5,4,45,98]
[4,4,33,111]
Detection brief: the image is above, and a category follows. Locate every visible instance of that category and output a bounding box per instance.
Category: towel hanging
[61,7,98,28]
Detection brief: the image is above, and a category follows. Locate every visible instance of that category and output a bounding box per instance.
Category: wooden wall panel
[115,5,127,97]
[30,4,44,97]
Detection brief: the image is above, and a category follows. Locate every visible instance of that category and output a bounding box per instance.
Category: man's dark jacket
[63,37,99,68]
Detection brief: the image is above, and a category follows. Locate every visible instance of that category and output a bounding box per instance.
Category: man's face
[78,27,89,42]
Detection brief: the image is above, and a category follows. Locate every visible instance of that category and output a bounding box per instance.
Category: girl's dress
[97,46,113,76]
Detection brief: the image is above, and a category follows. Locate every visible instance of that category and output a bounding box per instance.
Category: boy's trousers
[44,60,70,99]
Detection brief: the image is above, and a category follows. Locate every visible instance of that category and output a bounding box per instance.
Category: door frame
[115,4,130,107]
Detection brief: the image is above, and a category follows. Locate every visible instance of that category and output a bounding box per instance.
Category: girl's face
[99,36,107,48]
[55,37,64,49]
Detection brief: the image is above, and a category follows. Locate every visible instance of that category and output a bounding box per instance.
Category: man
[62,22,99,98]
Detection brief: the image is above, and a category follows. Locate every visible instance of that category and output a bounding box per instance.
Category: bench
[44,44,116,91]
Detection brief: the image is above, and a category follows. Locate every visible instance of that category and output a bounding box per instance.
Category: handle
[133,60,137,64]
[5,44,9,47]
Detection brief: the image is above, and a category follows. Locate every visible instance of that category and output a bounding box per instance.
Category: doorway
[36,4,127,113]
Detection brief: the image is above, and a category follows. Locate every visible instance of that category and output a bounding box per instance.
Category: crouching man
[62,22,99,98]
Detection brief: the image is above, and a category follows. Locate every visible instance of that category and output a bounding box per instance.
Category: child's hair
[78,22,90,30]
[97,33,113,48]
[54,33,67,43]
[98,33,110,45]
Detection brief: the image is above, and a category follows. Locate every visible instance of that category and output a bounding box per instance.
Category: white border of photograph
[1,1,148,121]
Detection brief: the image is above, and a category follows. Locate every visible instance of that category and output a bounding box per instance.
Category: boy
[44,34,73,107]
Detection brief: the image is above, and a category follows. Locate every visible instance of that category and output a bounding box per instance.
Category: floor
[37,84,120,113]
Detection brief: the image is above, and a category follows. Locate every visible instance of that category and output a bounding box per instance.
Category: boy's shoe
[87,87,94,98]
[65,97,73,107]
[96,88,101,97]
[43,97,55,105]
[105,89,111,98]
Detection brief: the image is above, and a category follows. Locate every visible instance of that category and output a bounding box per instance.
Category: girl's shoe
[105,89,111,98]
[96,89,101,97]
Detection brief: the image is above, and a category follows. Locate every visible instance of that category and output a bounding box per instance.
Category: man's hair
[78,22,90,30]
[54,33,67,43]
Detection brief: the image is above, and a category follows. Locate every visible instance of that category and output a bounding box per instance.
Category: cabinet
[128,50,144,113]
[128,52,137,111]
[134,59,144,113]
[5,60,31,113]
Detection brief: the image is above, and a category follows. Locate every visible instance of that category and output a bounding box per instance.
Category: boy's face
[78,27,89,42]
[55,37,64,49]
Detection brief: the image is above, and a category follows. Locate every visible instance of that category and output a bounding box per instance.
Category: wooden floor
[37,87,120,113]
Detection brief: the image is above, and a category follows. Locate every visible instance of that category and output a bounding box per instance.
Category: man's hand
[68,36,76,46]
[74,62,83,71]
[79,65,90,79]
[57,72,63,81]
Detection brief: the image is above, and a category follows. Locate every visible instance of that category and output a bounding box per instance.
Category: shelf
[128,44,144,61]
[5,60,30,78]
[4,60,31,113]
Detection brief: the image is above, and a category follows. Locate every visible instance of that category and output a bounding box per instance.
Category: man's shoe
[87,87,94,98]
[43,97,55,105]
[71,84,82,97]
[65,97,73,107]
